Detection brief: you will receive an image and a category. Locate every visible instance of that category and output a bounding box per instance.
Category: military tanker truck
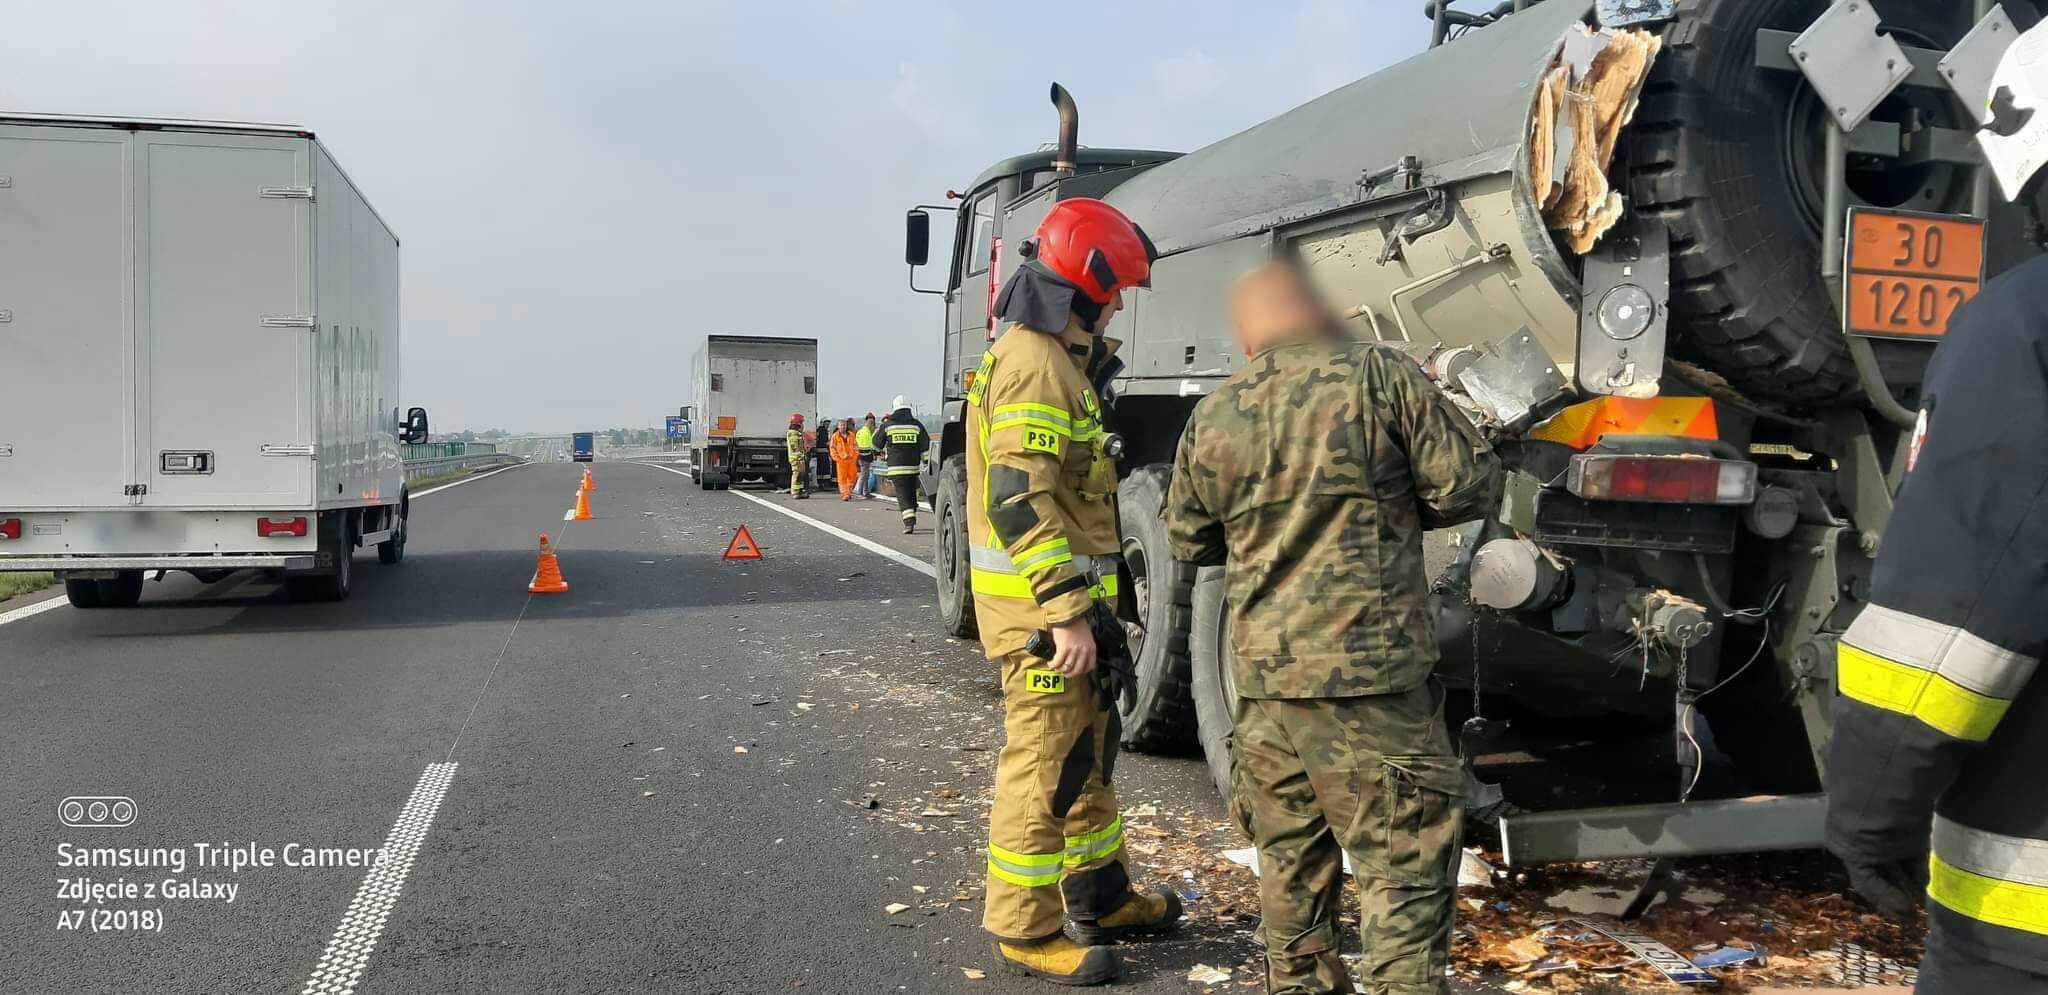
[904,0,2047,866]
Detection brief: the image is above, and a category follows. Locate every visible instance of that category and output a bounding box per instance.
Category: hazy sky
[4,1,1426,434]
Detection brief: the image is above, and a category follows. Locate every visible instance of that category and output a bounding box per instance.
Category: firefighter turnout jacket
[1825,256,2048,977]
[964,318,1121,659]
[875,411,929,478]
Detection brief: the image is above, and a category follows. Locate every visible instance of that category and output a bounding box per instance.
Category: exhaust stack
[1050,83,1078,176]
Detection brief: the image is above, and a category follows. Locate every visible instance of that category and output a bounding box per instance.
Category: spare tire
[1114,466,1199,753]
[1628,0,1976,405]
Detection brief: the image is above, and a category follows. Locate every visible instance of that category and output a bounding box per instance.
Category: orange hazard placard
[723,525,761,561]
[1845,208,1985,341]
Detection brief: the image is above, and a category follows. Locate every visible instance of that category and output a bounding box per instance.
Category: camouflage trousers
[1232,683,1464,995]
[983,648,1136,942]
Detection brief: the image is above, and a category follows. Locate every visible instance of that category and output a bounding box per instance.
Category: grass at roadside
[0,572,56,601]
[408,468,475,490]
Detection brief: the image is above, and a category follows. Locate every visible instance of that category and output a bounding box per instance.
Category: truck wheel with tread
[377,496,408,565]
[1189,567,1246,834]
[63,578,105,609]
[1627,0,1973,404]
[1115,465,1198,753]
[286,512,354,603]
[95,571,145,608]
[933,455,978,639]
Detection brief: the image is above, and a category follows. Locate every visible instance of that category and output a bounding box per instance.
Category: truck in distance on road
[684,335,818,491]
[0,115,424,605]
[572,432,596,463]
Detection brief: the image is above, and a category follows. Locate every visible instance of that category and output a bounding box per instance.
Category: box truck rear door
[137,133,312,508]
[0,126,137,511]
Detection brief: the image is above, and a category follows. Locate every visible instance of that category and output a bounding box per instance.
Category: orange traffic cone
[572,489,594,521]
[528,533,569,593]
[581,467,594,493]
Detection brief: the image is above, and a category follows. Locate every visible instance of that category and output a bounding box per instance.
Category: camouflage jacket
[965,318,1122,659]
[1166,337,1499,699]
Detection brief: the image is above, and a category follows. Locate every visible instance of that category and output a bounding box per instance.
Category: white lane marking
[0,462,534,629]
[634,463,935,579]
[411,460,531,498]
[300,762,458,995]
[562,508,576,521]
[0,594,69,628]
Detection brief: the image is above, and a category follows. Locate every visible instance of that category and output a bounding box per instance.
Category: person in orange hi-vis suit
[830,417,861,501]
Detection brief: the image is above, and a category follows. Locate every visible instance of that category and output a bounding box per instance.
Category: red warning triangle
[723,524,762,561]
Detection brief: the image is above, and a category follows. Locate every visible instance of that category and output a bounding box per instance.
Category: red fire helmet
[1029,198,1156,305]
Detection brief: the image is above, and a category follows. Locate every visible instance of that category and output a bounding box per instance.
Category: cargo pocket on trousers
[1379,755,1464,887]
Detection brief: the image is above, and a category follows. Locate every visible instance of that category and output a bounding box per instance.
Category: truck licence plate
[1844,208,1985,341]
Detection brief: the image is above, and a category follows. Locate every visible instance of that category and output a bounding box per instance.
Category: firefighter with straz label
[970,198,1181,985]
[875,397,930,533]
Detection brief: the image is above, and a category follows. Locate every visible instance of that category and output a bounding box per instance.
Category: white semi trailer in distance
[685,335,817,490]
[0,115,427,605]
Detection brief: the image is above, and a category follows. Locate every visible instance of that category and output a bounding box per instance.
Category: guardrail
[401,452,524,483]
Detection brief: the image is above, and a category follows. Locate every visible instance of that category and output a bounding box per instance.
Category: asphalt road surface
[1,461,1260,994]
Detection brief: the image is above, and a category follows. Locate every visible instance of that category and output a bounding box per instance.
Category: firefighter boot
[1072,886,1183,945]
[992,935,1120,986]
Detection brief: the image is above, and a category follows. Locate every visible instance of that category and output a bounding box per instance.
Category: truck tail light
[257,516,308,538]
[0,518,20,540]
[1566,455,1756,505]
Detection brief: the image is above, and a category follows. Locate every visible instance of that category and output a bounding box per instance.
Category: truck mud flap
[1497,793,1824,866]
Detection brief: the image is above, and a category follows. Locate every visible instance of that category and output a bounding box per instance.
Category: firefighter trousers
[887,475,918,528]
[1918,917,2048,994]
[1232,684,1464,995]
[984,647,1136,943]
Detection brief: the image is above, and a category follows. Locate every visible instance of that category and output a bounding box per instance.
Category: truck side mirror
[906,210,931,266]
[401,406,430,444]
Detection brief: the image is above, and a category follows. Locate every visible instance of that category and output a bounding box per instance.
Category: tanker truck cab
[908,1,2046,869]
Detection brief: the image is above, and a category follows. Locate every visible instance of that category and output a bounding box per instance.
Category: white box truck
[0,115,427,605]
[684,335,816,490]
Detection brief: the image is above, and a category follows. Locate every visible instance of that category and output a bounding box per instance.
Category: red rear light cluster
[0,518,20,540]
[257,517,308,538]
[1566,455,1757,505]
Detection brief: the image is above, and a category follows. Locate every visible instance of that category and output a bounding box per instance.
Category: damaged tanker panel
[907,0,2046,868]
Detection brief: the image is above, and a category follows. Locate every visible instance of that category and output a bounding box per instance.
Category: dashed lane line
[299,762,458,995]
[633,462,936,579]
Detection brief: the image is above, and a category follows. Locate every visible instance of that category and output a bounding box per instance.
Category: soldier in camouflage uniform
[1167,263,1500,995]
[971,198,1181,986]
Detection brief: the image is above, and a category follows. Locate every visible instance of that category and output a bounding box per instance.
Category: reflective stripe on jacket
[875,412,929,477]
[1824,255,2048,974]
[964,319,1120,658]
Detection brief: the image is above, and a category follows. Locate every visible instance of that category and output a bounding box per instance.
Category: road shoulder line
[412,460,530,498]
[299,762,458,995]
[632,463,936,579]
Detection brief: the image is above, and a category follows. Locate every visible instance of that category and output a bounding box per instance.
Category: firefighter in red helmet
[967,197,1180,985]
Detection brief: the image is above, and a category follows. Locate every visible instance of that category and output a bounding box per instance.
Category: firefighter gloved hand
[1842,856,1928,920]
[1087,604,1137,714]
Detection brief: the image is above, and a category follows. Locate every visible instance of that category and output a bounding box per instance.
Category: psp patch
[1024,669,1067,694]
[1021,428,1063,456]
